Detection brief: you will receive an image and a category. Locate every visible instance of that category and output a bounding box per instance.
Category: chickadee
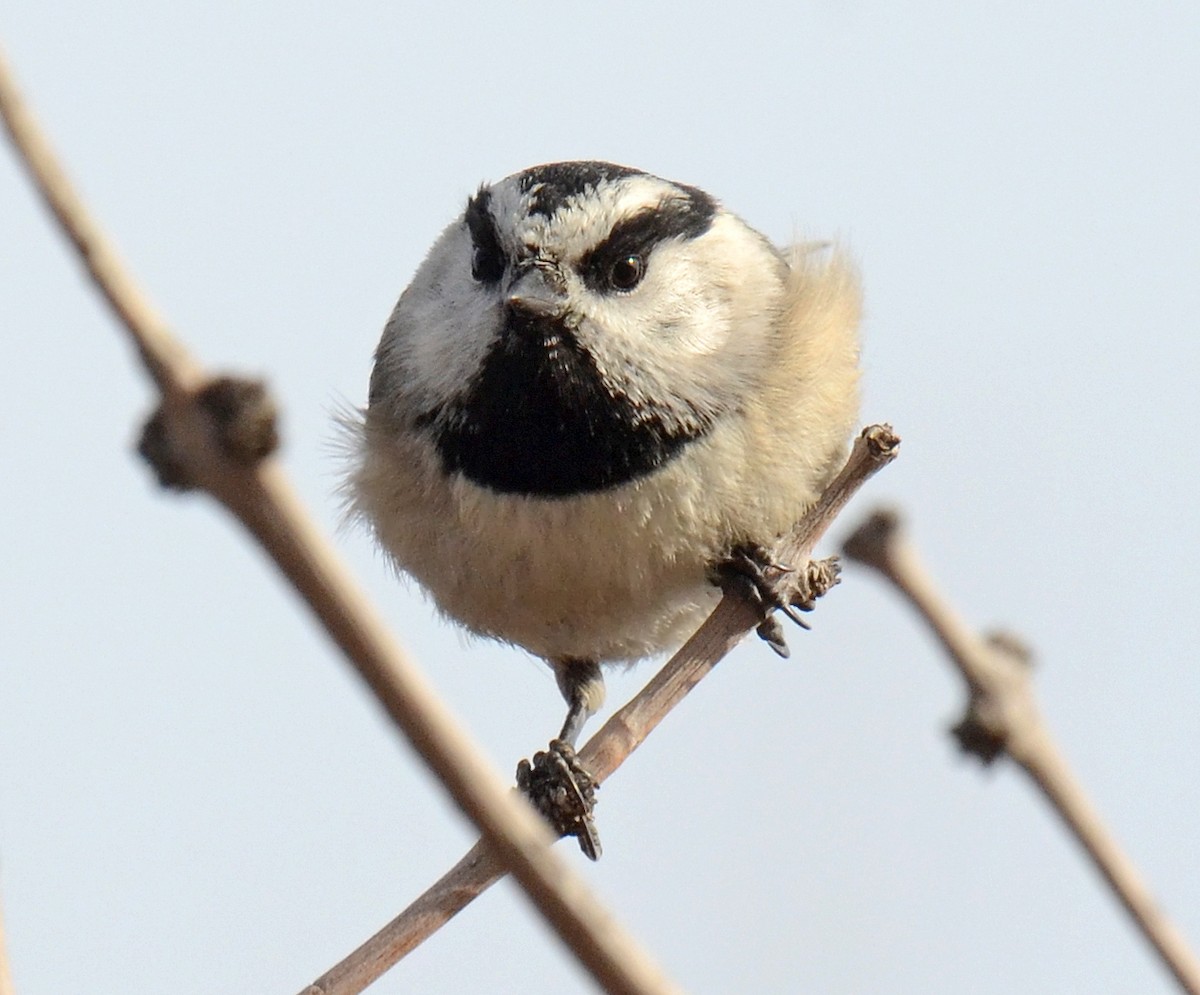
[348,161,860,839]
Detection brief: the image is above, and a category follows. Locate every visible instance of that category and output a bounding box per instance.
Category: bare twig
[0,44,680,995]
[301,840,505,995]
[307,426,901,994]
[583,426,899,782]
[0,889,14,995]
[842,509,1200,995]
[0,58,199,393]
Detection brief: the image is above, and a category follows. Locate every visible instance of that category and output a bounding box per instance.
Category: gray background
[2,3,1198,992]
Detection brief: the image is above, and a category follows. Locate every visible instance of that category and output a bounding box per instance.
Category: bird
[346,160,860,854]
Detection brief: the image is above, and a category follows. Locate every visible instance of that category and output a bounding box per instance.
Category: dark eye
[472,244,505,284]
[608,254,645,291]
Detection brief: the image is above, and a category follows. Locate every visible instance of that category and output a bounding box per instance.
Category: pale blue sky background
[2,3,1199,993]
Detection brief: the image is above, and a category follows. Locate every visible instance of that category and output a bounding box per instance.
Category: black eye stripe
[580,192,717,292]
[465,187,505,284]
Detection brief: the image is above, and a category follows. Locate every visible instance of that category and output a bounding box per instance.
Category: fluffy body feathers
[349,162,861,669]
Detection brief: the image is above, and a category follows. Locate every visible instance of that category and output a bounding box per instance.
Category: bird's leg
[515,658,604,860]
[708,544,842,657]
[553,657,605,747]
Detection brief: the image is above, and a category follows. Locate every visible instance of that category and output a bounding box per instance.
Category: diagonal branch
[305,425,900,995]
[0,44,680,995]
[0,888,13,995]
[842,509,1200,995]
[0,53,199,393]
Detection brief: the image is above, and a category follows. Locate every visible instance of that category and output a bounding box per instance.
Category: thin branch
[0,44,680,995]
[0,888,13,995]
[300,841,505,995]
[306,426,901,995]
[0,50,200,393]
[582,426,899,782]
[842,509,1200,995]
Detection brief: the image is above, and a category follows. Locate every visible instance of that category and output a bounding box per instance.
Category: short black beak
[506,264,567,319]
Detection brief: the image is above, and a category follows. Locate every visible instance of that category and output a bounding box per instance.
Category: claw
[710,545,841,654]
[756,616,791,657]
[517,739,602,860]
[780,603,813,629]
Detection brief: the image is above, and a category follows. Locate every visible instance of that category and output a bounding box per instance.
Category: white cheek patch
[379,169,780,429]
[579,237,733,359]
[570,213,787,419]
[389,225,501,410]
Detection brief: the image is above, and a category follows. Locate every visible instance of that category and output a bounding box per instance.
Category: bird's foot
[709,545,842,657]
[516,739,602,860]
